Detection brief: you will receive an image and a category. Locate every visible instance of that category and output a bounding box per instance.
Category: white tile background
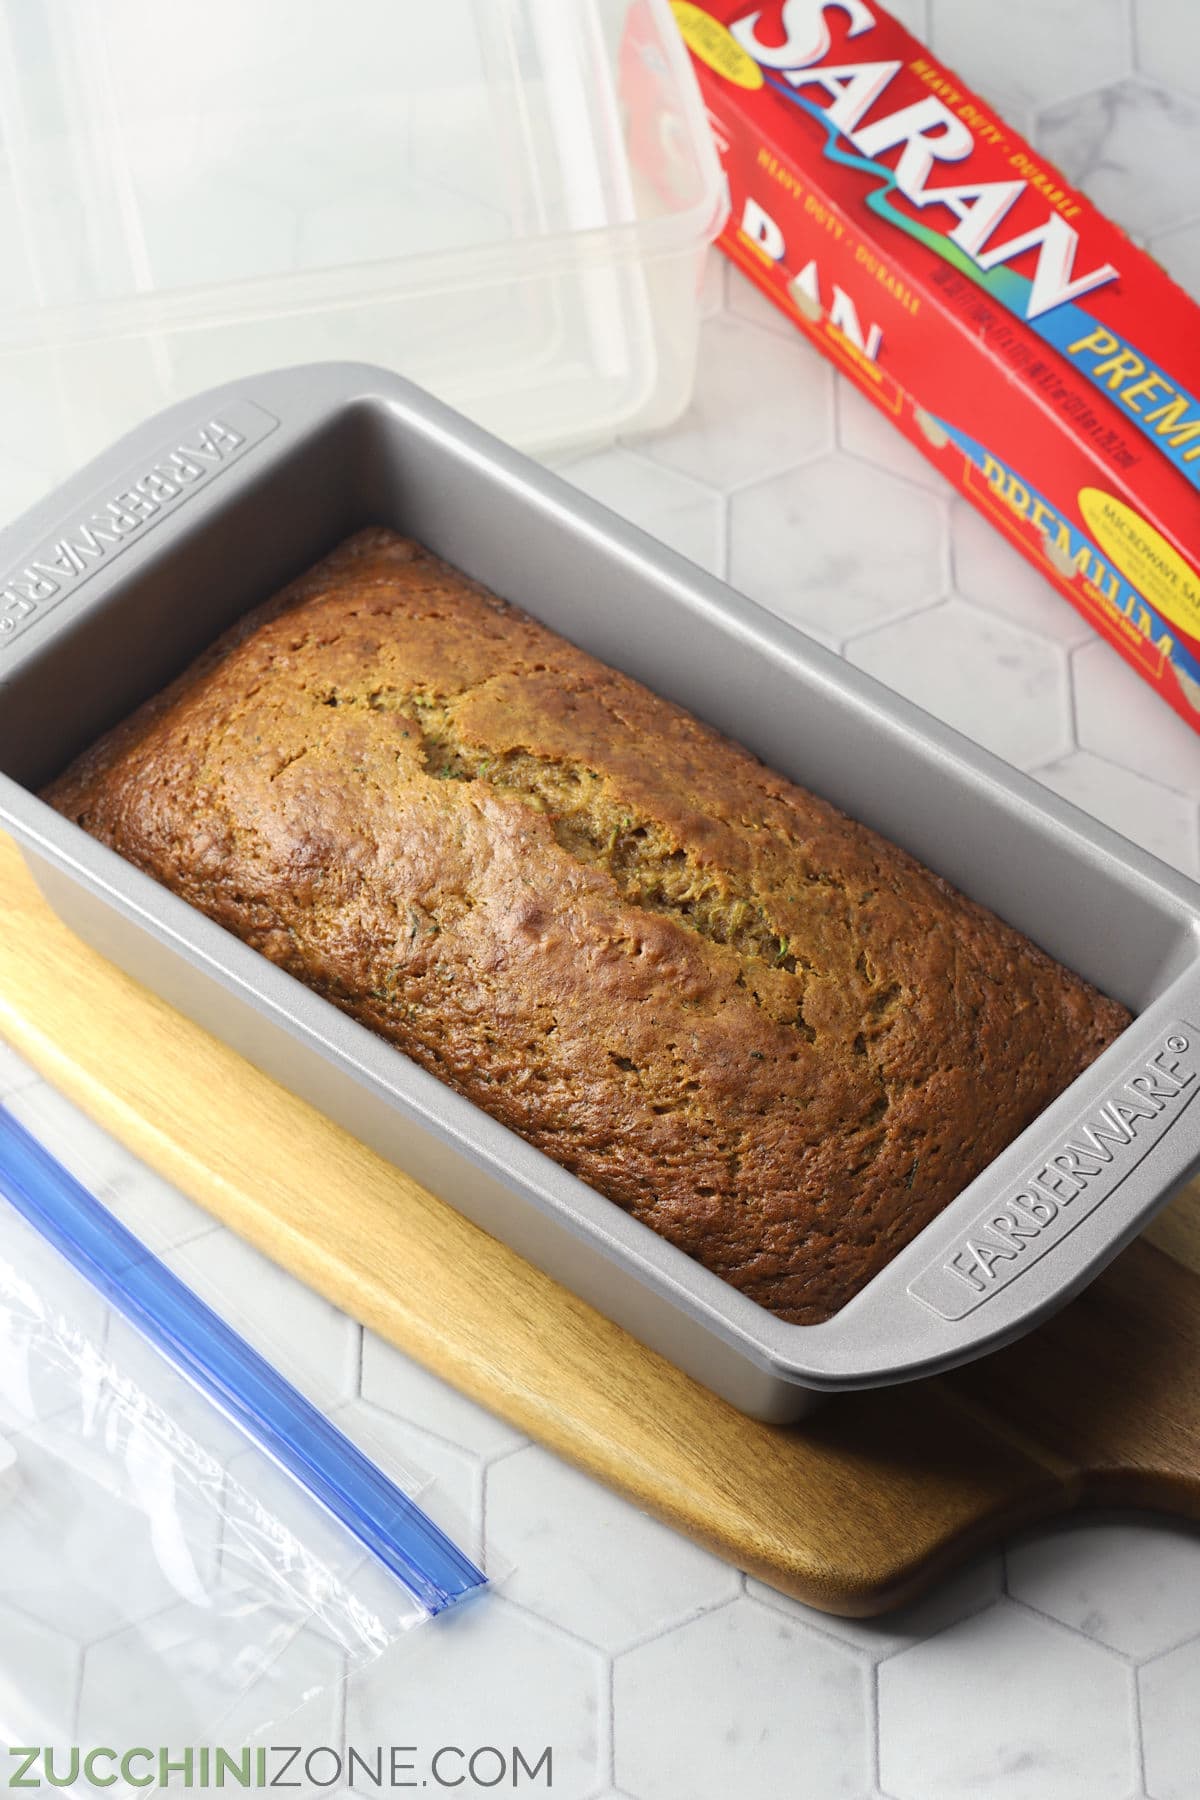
[1,0,1200,1794]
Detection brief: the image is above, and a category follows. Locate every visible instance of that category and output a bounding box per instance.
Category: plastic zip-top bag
[0,1102,487,1754]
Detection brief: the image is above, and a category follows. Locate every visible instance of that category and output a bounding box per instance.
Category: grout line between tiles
[68,1639,84,1742]
[717,436,840,496]
[1002,1590,1143,1665]
[486,1587,613,1662]
[1130,1658,1148,1798]
[479,1454,490,1569]
[713,486,731,582]
[834,440,953,500]
[614,438,731,502]
[1135,1622,1200,1671]
[950,586,1097,652]
[1064,647,1082,752]
[839,591,953,648]
[1054,706,1200,805]
[603,1648,616,1791]
[479,1438,527,1472]
[612,1588,744,1661]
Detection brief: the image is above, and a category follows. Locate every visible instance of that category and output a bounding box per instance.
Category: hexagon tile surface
[346,1601,608,1797]
[1140,1637,1200,1800]
[614,1597,869,1800]
[0,1607,81,1745]
[879,1602,1137,1800]
[847,599,1073,770]
[1,3,1200,1795]
[729,454,948,641]
[635,309,834,489]
[485,1445,740,1653]
[1007,1516,1200,1659]
[930,0,1130,113]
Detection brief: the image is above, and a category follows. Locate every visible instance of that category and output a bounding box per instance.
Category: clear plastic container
[0,0,726,478]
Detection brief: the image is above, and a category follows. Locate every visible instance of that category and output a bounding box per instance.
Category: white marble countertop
[2,0,1200,1795]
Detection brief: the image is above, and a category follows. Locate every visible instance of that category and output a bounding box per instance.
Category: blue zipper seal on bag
[0,1104,487,1616]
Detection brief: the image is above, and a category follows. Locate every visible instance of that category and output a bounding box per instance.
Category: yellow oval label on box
[1079,487,1200,644]
[670,2,764,88]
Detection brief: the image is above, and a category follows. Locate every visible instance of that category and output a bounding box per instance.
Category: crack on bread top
[329,679,832,1042]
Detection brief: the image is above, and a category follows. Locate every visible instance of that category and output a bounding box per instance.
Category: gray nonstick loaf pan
[1,363,1199,1423]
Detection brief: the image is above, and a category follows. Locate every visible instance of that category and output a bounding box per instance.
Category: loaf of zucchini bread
[46,528,1130,1322]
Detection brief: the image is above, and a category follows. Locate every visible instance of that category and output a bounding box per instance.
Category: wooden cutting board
[1,829,1198,1616]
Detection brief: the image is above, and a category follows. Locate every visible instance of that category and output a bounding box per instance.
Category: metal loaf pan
[1,364,1198,1423]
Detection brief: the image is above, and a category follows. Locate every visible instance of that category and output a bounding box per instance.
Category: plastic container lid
[0,0,727,466]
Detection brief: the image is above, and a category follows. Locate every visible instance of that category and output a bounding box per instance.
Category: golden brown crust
[46,528,1131,1323]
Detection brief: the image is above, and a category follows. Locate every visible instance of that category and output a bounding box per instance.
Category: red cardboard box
[652,0,1200,730]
